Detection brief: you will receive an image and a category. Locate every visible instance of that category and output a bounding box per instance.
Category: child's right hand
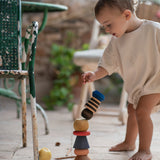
[82,71,96,84]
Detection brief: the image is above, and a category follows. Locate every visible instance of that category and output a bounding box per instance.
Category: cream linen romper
[99,20,160,111]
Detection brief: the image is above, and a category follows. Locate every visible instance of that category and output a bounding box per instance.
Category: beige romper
[98,20,160,109]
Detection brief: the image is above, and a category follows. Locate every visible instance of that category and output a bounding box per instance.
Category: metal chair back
[0,0,21,70]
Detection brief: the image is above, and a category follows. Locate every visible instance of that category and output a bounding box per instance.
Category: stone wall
[22,1,160,105]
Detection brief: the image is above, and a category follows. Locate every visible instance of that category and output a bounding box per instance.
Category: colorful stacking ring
[73,131,90,136]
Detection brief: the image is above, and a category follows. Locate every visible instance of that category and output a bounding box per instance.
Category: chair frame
[0,1,39,159]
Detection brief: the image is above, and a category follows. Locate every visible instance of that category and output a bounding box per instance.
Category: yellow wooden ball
[73,119,89,131]
[39,147,52,160]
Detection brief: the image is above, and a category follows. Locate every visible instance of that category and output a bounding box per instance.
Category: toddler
[82,0,160,160]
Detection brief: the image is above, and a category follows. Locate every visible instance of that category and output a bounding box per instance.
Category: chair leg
[16,100,21,119]
[36,103,49,135]
[21,78,27,147]
[30,95,39,160]
[28,69,39,160]
[28,21,39,160]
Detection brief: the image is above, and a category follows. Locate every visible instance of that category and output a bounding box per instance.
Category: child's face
[96,5,130,38]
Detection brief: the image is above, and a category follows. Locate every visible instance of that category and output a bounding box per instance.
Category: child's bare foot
[109,141,135,151]
[129,151,152,160]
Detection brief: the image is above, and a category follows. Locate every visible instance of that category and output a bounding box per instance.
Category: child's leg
[129,93,160,160]
[109,103,138,151]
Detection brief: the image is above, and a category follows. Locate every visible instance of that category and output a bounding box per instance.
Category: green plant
[43,44,80,111]
[82,43,89,50]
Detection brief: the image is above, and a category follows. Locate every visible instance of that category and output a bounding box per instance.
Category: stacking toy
[81,90,105,120]
[39,147,52,160]
[73,119,91,160]
[73,91,104,160]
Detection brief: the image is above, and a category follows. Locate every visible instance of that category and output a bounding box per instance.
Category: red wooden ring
[73,131,90,136]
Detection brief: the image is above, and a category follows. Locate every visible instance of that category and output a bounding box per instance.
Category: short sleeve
[98,37,118,75]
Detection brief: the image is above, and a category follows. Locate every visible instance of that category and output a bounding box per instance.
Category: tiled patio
[0,96,160,160]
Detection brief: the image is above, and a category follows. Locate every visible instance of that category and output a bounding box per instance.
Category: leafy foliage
[44,44,80,111]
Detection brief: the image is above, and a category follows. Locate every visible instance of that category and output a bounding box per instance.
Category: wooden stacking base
[74,155,91,160]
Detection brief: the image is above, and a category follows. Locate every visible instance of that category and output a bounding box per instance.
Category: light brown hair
[95,0,139,15]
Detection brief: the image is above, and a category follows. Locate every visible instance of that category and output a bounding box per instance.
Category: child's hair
[95,0,139,15]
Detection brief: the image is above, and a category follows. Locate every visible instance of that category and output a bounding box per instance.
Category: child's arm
[82,66,108,84]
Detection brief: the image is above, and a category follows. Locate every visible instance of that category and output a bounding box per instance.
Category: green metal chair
[0,0,39,159]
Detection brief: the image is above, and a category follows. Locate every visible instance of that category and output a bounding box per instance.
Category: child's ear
[123,9,132,20]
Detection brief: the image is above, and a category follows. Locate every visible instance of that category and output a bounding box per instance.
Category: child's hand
[82,71,96,84]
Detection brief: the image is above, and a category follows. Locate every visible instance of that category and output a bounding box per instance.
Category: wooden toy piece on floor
[39,147,52,160]
[81,90,105,120]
